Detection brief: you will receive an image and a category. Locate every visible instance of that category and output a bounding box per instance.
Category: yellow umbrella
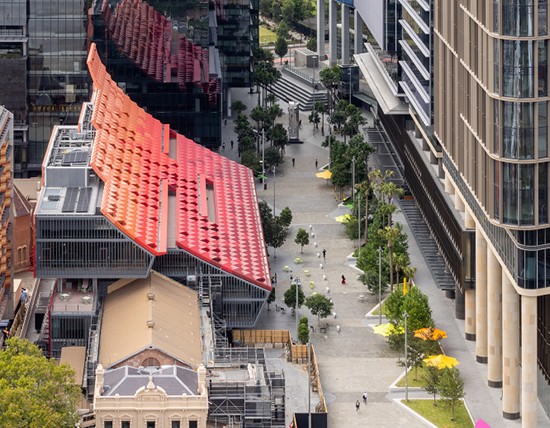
[316,170,332,179]
[373,324,404,337]
[423,354,459,369]
[414,327,448,341]
[334,214,352,223]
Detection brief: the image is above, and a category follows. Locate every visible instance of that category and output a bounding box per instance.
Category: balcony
[52,279,94,313]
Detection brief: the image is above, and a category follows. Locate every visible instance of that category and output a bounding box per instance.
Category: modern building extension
[33,43,271,359]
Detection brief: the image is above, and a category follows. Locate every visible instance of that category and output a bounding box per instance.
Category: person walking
[292,158,295,167]
[315,159,318,169]
[322,249,326,260]
[362,391,368,404]
[274,273,277,284]
[222,142,226,150]
[230,140,234,149]
[355,400,360,413]
[341,275,346,284]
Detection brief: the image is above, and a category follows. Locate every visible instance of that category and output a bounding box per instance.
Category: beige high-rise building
[435,1,550,425]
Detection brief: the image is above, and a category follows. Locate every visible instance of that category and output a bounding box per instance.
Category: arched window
[142,357,160,368]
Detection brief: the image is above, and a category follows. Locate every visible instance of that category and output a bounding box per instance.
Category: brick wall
[13,213,31,273]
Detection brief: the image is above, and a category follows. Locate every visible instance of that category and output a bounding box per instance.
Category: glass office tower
[27,0,90,175]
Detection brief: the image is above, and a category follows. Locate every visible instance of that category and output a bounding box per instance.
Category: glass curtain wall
[28,0,89,174]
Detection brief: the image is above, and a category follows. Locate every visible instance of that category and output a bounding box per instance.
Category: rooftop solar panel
[76,187,92,212]
[62,187,79,212]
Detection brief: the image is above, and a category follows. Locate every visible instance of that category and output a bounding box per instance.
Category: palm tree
[378,226,401,292]
[393,253,410,289]
[230,100,247,115]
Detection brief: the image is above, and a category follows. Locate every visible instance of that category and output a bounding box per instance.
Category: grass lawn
[371,300,387,316]
[402,399,474,427]
[396,364,429,388]
[259,26,277,43]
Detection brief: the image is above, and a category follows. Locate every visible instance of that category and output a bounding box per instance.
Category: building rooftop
[99,271,202,368]
[35,43,271,291]
[102,365,199,397]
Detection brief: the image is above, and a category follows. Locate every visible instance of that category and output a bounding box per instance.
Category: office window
[104,422,113,428]
[171,422,180,428]
[147,422,155,428]
[541,163,549,223]
[540,102,548,158]
[122,422,130,428]
[540,0,548,35]
[189,422,198,428]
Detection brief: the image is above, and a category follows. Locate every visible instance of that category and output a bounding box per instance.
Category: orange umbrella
[414,327,447,341]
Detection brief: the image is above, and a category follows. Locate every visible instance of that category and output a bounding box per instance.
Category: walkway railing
[282,64,314,85]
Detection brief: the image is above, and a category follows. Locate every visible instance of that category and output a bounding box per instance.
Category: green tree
[251,105,268,150]
[264,146,284,169]
[274,35,288,64]
[308,108,320,130]
[298,316,310,344]
[258,201,287,255]
[269,123,289,150]
[266,93,278,107]
[284,283,305,309]
[358,270,388,300]
[260,0,272,16]
[393,253,410,288]
[330,162,350,201]
[268,104,284,136]
[277,20,290,39]
[271,1,283,22]
[242,150,262,173]
[378,226,402,291]
[306,37,316,52]
[267,287,276,310]
[238,136,255,154]
[0,338,82,428]
[384,286,434,332]
[294,0,314,21]
[438,367,466,421]
[295,228,310,253]
[314,102,327,134]
[423,365,442,406]
[281,0,296,25]
[329,100,349,134]
[319,65,343,122]
[230,100,247,115]
[398,334,440,381]
[305,293,334,326]
[280,207,293,227]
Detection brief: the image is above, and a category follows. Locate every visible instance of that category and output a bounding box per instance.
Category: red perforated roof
[87,43,271,291]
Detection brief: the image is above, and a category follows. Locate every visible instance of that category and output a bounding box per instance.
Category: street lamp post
[378,247,382,325]
[262,129,265,184]
[404,311,409,402]
[273,166,277,258]
[296,278,299,341]
[308,342,311,428]
[357,193,361,252]
[351,157,356,203]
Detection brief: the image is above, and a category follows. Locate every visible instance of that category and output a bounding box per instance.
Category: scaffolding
[208,348,285,428]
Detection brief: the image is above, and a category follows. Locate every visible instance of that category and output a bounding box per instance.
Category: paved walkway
[221,86,550,427]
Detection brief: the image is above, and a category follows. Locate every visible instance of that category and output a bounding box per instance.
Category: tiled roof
[87,43,271,290]
[103,365,198,396]
[99,271,202,368]
[12,184,32,217]
[101,0,220,105]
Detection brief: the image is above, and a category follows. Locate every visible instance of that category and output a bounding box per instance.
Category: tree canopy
[284,283,305,309]
[385,285,434,332]
[274,35,288,64]
[0,338,82,428]
[305,293,334,326]
[438,367,466,421]
[295,228,310,253]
